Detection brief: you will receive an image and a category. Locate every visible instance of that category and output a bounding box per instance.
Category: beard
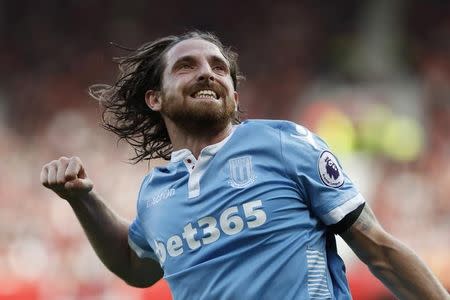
[160,83,236,134]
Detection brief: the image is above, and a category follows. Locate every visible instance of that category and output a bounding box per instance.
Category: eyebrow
[173,55,196,67]
[172,54,229,69]
[209,55,229,67]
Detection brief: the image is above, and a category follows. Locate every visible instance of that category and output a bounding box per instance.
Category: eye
[213,64,227,73]
[180,64,194,70]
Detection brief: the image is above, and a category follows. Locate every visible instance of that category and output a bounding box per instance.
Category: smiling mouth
[190,89,219,100]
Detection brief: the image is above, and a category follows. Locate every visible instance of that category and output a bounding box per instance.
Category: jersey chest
[138,136,319,273]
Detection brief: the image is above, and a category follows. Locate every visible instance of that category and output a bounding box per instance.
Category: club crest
[318,151,344,188]
[228,156,256,188]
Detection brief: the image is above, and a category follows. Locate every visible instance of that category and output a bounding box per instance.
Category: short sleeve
[128,217,158,260]
[280,122,365,227]
[128,174,158,261]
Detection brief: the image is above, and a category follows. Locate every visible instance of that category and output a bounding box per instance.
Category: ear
[145,90,162,111]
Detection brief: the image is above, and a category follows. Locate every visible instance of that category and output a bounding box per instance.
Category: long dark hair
[89,31,243,162]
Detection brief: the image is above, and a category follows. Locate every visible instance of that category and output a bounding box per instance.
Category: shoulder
[136,171,154,201]
[241,119,300,132]
[239,119,305,140]
[138,163,174,193]
[142,163,177,183]
[136,164,177,207]
[241,119,327,152]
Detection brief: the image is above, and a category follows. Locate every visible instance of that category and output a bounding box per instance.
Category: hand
[40,156,94,202]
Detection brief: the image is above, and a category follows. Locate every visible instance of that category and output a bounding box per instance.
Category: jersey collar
[170,125,238,163]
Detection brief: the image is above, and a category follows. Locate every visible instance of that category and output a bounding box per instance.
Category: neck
[164,118,234,159]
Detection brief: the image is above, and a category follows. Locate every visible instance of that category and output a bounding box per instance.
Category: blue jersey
[128,119,365,299]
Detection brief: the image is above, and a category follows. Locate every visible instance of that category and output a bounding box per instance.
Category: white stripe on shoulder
[128,237,158,261]
[322,193,365,225]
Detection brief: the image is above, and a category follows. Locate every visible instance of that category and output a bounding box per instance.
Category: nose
[196,63,215,83]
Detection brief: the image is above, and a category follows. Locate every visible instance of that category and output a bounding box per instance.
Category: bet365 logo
[153,200,267,264]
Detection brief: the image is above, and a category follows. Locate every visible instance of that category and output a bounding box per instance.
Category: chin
[163,95,235,131]
[171,105,233,132]
[188,106,228,124]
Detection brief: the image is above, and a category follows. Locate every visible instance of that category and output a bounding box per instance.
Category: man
[40,31,448,299]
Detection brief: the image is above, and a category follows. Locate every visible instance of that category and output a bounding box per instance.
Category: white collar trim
[170,126,237,163]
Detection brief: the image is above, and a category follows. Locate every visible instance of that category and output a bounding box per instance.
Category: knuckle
[71,156,82,164]
[59,156,69,163]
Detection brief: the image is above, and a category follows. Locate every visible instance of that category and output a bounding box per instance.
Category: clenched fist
[40,156,94,201]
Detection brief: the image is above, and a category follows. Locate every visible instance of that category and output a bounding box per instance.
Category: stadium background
[0,0,449,299]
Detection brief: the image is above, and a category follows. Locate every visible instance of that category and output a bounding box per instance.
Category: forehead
[165,38,227,66]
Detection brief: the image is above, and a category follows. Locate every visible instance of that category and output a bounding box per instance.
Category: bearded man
[40,31,448,299]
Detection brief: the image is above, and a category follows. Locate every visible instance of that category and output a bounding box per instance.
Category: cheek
[226,76,235,90]
[175,76,194,94]
[163,79,185,97]
[218,77,235,94]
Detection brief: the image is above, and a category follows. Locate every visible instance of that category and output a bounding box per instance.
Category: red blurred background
[0,0,448,299]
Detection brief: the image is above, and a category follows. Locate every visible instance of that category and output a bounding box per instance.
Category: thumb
[64,178,94,191]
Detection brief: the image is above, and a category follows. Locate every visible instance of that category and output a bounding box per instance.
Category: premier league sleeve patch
[318,151,345,188]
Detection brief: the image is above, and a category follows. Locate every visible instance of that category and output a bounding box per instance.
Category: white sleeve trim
[322,193,365,225]
[128,236,158,261]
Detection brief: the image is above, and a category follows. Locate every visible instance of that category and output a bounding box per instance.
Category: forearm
[67,190,133,280]
[342,205,449,299]
[366,235,449,300]
[41,157,162,286]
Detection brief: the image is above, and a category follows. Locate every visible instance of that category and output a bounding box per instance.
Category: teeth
[194,89,217,99]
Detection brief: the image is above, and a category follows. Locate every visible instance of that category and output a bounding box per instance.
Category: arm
[340,204,449,300]
[40,156,163,287]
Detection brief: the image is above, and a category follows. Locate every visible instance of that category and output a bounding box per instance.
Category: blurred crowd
[0,0,448,299]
